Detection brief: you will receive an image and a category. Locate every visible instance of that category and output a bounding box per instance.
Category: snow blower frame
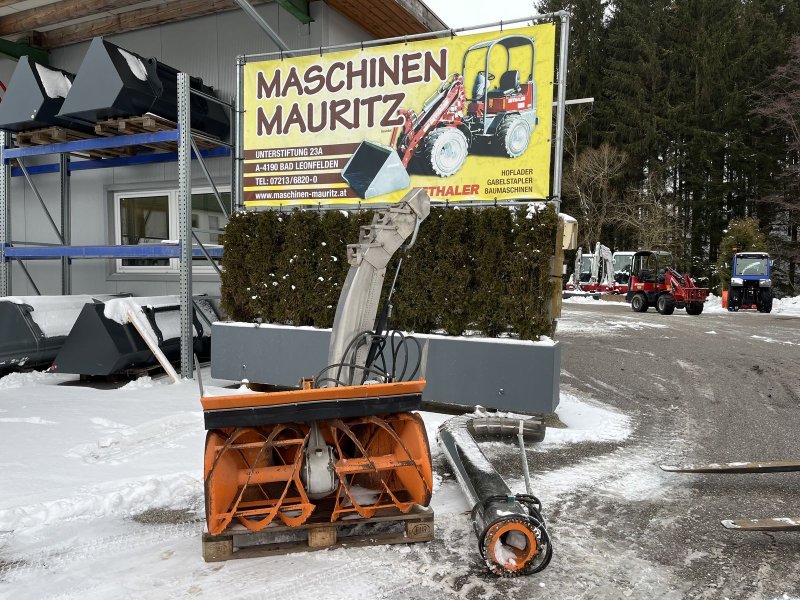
[200,189,434,538]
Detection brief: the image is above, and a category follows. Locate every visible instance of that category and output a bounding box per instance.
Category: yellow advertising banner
[242,24,555,207]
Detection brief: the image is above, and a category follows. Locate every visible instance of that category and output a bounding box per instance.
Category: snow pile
[703,294,727,314]
[562,294,603,304]
[0,473,201,531]
[705,292,800,315]
[121,376,154,390]
[0,369,72,389]
[35,63,71,98]
[4,295,93,337]
[103,296,179,325]
[774,294,800,315]
[104,296,199,341]
[538,391,632,449]
[117,48,148,81]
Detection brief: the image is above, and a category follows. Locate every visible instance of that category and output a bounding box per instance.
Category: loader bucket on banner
[341,141,410,199]
[0,57,88,132]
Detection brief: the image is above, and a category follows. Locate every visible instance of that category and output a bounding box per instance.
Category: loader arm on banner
[395,75,465,168]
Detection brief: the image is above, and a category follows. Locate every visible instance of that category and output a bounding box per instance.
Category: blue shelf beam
[4,244,223,260]
[3,129,180,160]
[8,146,231,177]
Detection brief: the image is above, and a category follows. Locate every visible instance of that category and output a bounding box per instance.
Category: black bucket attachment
[341,141,410,199]
[52,295,222,376]
[0,57,90,133]
[57,37,230,139]
[0,294,128,373]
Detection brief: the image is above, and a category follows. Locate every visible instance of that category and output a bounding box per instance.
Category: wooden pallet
[201,506,434,562]
[95,113,220,151]
[14,126,132,159]
[12,113,222,159]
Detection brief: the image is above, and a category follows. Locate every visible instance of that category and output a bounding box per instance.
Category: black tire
[758,289,773,313]
[421,127,469,177]
[495,115,532,158]
[656,294,675,315]
[686,301,704,315]
[631,293,648,313]
[728,289,740,312]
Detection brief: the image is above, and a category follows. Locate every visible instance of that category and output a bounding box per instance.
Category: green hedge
[221,205,558,340]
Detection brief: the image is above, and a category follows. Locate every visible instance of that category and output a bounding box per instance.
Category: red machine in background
[625,251,708,315]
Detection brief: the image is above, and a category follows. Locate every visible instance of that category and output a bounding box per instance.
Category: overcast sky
[423,0,536,29]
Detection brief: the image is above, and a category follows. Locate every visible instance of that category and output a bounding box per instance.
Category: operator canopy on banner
[255,50,448,135]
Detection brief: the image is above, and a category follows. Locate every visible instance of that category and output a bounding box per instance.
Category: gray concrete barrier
[211,322,559,414]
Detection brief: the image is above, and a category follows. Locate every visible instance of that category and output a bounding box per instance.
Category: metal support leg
[178,73,193,379]
[233,56,244,211]
[60,154,71,295]
[0,131,8,296]
[551,11,570,213]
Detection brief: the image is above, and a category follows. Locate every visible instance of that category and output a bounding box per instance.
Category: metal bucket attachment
[0,294,128,372]
[341,141,410,199]
[57,37,230,139]
[0,57,89,132]
[52,295,222,376]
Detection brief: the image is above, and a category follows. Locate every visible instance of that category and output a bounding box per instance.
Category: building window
[118,193,172,268]
[114,188,230,274]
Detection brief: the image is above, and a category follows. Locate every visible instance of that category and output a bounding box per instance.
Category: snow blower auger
[201,188,433,536]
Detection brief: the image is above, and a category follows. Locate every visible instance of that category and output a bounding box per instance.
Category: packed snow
[704,292,800,315]
[34,64,71,99]
[117,48,148,81]
[4,295,118,338]
[0,368,635,599]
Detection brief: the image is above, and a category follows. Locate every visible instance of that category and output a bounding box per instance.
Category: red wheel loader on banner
[342,35,538,198]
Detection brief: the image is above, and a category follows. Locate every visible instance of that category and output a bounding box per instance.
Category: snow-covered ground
[0,370,632,599]
[704,292,800,315]
[563,291,800,316]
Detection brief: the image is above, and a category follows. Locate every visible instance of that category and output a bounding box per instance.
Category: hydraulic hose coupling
[472,493,552,577]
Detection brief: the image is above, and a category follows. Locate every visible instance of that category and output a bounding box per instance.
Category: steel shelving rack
[0,73,233,378]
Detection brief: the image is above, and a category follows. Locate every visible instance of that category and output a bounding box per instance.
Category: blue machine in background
[728,252,772,313]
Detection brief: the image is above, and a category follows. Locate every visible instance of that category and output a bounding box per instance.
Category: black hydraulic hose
[438,415,552,577]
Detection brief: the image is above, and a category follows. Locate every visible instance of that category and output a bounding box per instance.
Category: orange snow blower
[201,189,433,536]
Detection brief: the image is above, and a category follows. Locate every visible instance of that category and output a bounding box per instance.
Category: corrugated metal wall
[7,2,372,297]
